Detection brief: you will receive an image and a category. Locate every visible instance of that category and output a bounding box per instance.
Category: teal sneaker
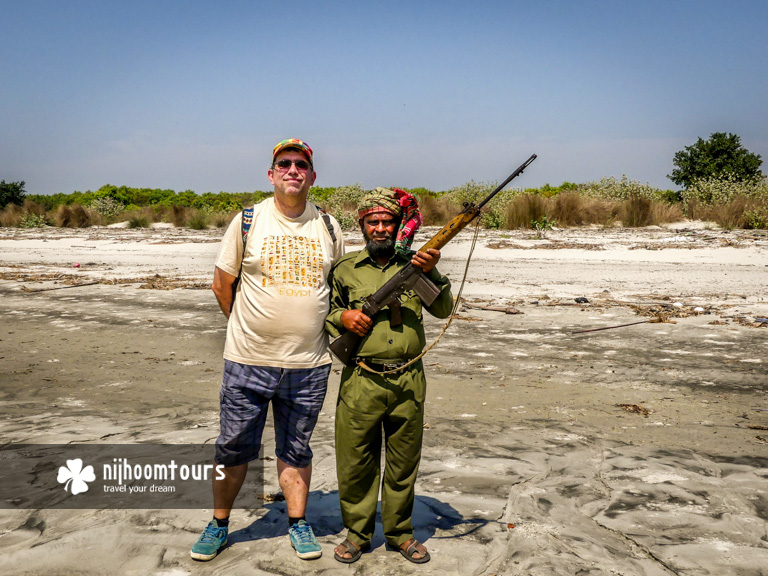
[190,519,228,561]
[288,519,322,559]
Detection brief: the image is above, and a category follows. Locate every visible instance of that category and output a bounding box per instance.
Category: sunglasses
[273,159,312,171]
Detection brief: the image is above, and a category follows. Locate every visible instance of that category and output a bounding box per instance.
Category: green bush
[681,175,768,210]
[405,187,438,200]
[89,196,125,219]
[315,184,367,230]
[532,215,557,231]
[578,175,663,201]
[744,208,768,229]
[529,182,578,198]
[187,210,209,230]
[443,181,523,229]
[20,213,47,228]
[127,215,150,229]
[308,186,336,203]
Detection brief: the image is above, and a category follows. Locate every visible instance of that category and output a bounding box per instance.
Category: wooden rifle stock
[329,154,537,366]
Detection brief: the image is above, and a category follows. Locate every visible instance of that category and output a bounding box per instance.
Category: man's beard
[365,235,396,260]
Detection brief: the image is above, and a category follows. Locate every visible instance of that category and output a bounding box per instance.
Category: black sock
[288,516,305,527]
[214,516,229,528]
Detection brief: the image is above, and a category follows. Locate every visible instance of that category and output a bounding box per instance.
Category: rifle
[329,154,537,366]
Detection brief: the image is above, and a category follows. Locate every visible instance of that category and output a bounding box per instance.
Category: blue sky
[2,0,767,195]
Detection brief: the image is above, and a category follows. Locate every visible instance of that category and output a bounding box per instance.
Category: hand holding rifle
[329,154,536,366]
[340,248,441,337]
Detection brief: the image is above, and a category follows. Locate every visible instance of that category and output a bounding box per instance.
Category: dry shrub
[418,195,453,226]
[650,201,684,225]
[143,204,169,223]
[24,200,46,216]
[583,199,614,224]
[186,209,209,230]
[147,205,167,223]
[620,195,653,227]
[682,195,763,229]
[127,214,150,228]
[709,195,751,230]
[0,203,24,227]
[554,194,616,226]
[504,194,548,228]
[54,204,93,228]
[120,206,156,228]
[171,205,191,227]
[683,197,704,221]
[213,211,237,228]
[552,192,585,226]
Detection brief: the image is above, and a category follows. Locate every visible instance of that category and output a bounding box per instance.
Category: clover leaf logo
[57,458,96,495]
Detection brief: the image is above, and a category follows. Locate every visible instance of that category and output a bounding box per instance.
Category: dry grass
[0,201,51,227]
[127,215,150,228]
[650,201,685,225]
[53,204,96,228]
[170,205,191,227]
[23,200,46,217]
[122,206,157,229]
[504,194,547,228]
[620,195,653,227]
[682,195,767,229]
[418,195,454,226]
[551,192,584,226]
[0,204,24,227]
[186,209,209,230]
[485,193,686,230]
[213,211,238,228]
[551,194,617,226]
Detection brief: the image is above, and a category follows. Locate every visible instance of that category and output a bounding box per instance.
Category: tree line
[2,133,765,230]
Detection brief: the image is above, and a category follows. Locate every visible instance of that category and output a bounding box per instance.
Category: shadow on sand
[227,489,490,552]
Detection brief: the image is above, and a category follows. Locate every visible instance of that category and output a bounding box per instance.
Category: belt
[357,358,411,373]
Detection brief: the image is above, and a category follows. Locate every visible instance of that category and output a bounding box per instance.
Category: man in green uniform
[325,188,453,564]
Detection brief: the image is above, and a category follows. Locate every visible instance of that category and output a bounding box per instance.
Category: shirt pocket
[347,286,371,310]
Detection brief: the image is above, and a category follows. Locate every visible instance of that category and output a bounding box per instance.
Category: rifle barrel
[476,154,537,210]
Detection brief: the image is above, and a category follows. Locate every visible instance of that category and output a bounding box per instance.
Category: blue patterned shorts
[215,360,330,468]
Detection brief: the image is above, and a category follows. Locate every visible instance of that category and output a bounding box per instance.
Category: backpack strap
[240,206,254,248]
[315,204,337,245]
[231,207,254,311]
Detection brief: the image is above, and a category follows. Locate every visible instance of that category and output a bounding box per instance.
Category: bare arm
[212,266,238,318]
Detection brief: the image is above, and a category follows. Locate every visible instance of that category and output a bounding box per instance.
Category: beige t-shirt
[215,198,344,368]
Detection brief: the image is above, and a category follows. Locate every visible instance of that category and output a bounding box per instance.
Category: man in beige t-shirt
[191,139,343,562]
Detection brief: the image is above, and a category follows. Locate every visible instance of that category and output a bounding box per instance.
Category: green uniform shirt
[325,248,453,360]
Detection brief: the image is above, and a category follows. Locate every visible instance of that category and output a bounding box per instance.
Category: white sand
[1,223,767,575]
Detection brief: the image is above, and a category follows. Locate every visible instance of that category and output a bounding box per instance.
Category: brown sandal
[399,538,430,564]
[334,538,369,564]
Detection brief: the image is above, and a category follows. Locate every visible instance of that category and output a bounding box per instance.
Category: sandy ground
[1,222,767,576]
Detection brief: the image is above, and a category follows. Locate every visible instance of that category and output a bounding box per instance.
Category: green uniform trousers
[335,361,426,548]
